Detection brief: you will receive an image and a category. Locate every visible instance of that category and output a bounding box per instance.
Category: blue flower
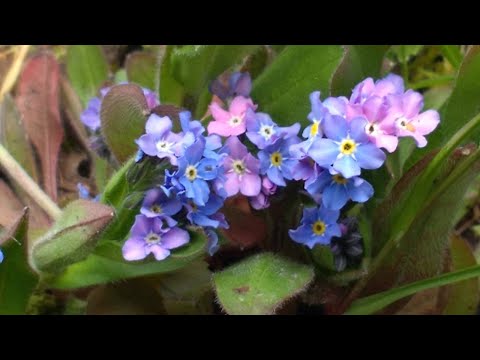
[77,183,100,202]
[205,228,220,256]
[185,194,228,229]
[177,139,218,206]
[135,149,145,163]
[245,110,300,150]
[140,187,182,227]
[161,169,185,198]
[305,169,374,210]
[308,115,386,178]
[180,111,205,138]
[0,248,4,263]
[258,136,300,186]
[289,206,341,249]
[80,97,102,131]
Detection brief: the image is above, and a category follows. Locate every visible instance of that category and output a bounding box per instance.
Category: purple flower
[308,115,386,178]
[209,72,252,101]
[136,114,194,166]
[184,194,228,229]
[80,97,102,131]
[387,90,440,148]
[258,136,300,186]
[143,88,160,109]
[349,74,404,107]
[289,205,341,249]
[221,136,261,197]
[177,139,218,206]
[140,187,182,227]
[122,215,190,261]
[305,170,374,210]
[245,110,300,150]
[249,176,277,210]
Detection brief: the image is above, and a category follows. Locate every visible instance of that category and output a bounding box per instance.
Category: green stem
[0,143,61,220]
[345,264,480,315]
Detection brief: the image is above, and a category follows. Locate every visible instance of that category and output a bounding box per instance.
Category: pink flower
[387,90,440,148]
[222,136,261,197]
[207,96,257,137]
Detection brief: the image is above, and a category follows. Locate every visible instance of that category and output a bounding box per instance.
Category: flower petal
[224,173,240,196]
[322,183,349,210]
[347,178,374,203]
[209,102,231,123]
[240,173,262,196]
[402,90,423,118]
[146,114,172,137]
[355,143,386,170]
[149,245,171,261]
[266,166,286,187]
[333,155,361,178]
[309,139,340,167]
[323,115,348,141]
[136,134,158,157]
[122,236,147,261]
[161,227,190,249]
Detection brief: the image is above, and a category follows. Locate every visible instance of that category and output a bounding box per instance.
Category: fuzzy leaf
[100,84,149,163]
[213,253,314,315]
[29,200,114,273]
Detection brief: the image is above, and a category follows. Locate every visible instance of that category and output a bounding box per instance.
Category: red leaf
[16,52,64,202]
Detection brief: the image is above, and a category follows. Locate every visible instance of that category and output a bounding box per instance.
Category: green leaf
[251,45,344,126]
[29,200,114,273]
[443,235,480,314]
[126,51,156,90]
[171,45,258,98]
[154,259,213,315]
[330,45,390,96]
[66,45,109,106]
[0,209,37,314]
[48,229,207,289]
[0,94,38,181]
[440,45,463,69]
[100,84,149,163]
[213,253,314,315]
[409,46,480,166]
[346,264,480,315]
[159,46,184,105]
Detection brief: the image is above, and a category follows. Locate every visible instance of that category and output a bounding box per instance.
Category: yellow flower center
[186,165,198,181]
[151,204,162,214]
[145,232,161,244]
[312,220,326,235]
[332,174,348,185]
[339,139,357,155]
[310,121,320,137]
[232,160,246,175]
[399,118,416,132]
[270,152,283,167]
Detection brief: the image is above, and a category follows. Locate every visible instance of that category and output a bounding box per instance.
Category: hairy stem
[0,143,62,220]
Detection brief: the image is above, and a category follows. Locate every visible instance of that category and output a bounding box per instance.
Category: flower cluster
[80,72,440,268]
[288,74,439,254]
